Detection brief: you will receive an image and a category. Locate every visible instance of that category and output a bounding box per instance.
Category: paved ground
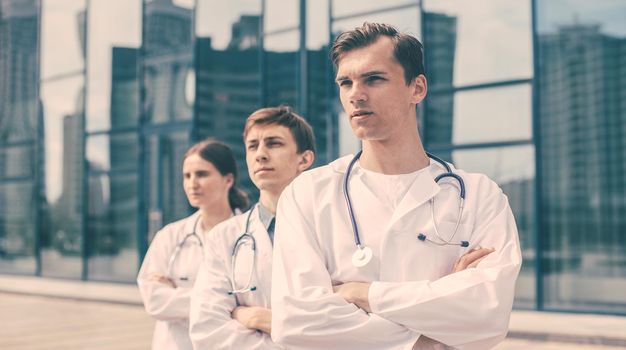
[1,292,625,350]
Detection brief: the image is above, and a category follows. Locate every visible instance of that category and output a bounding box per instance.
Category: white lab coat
[189,207,281,349]
[137,211,204,350]
[271,155,522,350]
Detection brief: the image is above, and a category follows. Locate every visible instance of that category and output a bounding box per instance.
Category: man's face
[245,124,312,195]
[335,36,426,142]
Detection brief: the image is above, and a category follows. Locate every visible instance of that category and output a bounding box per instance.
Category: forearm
[137,279,191,320]
[233,306,272,334]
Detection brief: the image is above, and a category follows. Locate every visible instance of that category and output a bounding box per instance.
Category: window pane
[40,76,85,278]
[0,182,36,274]
[423,0,532,87]
[87,172,138,282]
[194,0,261,196]
[86,133,139,173]
[332,7,420,40]
[332,0,417,19]
[145,132,191,242]
[307,0,329,50]
[264,0,298,33]
[1,0,39,143]
[449,145,536,308]
[86,0,141,132]
[265,30,299,109]
[40,0,86,79]
[426,84,532,147]
[537,0,626,313]
[143,0,194,124]
[0,145,34,179]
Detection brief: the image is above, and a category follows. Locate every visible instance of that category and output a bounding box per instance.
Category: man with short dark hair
[189,106,315,349]
[271,23,521,349]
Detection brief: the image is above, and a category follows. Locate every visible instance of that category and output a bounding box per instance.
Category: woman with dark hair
[137,139,248,350]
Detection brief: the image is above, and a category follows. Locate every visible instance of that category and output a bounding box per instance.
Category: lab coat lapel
[251,211,273,308]
[388,167,441,230]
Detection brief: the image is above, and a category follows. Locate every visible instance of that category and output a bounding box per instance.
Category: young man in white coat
[189,106,316,349]
[271,23,522,349]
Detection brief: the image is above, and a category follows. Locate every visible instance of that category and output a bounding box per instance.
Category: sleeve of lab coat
[189,235,277,350]
[367,177,522,349]
[137,226,192,321]
[271,179,419,350]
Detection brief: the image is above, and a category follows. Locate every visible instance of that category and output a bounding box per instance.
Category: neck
[360,132,429,174]
[199,202,232,232]
[259,189,281,215]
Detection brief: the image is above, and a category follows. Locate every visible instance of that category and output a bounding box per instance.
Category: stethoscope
[228,205,258,295]
[167,215,204,279]
[344,150,469,268]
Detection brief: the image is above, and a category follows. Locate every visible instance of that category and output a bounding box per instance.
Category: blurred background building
[0,0,624,316]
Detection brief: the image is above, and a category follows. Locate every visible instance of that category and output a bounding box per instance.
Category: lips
[351,110,373,118]
[255,168,273,174]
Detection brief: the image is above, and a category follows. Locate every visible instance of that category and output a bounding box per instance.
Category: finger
[467,255,488,269]
[455,248,494,271]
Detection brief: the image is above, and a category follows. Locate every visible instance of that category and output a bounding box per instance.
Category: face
[245,124,313,195]
[335,36,427,142]
[182,153,234,210]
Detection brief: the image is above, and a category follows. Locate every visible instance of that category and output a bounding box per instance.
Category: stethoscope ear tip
[417,233,427,241]
[460,241,469,247]
[250,286,257,291]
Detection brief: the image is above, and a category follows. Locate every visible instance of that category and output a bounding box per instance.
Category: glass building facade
[0,0,624,314]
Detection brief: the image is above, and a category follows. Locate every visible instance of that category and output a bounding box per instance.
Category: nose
[348,82,367,106]
[255,144,269,162]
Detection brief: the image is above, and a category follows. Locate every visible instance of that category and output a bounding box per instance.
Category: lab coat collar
[331,154,442,229]
[183,210,202,236]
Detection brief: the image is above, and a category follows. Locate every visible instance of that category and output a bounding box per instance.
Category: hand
[452,246,495,273]
[149,275,177,288]
[232,306,272,334]
[333,281,372,313]
[412,335,447,350]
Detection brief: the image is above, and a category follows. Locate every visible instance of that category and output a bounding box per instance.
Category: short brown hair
[330,22,425,84]
[242,105,316,154]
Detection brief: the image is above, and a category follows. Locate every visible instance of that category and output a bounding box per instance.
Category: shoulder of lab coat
[137,211,200,321]
[271,162,419,350]
[190,209,279,350]
[367,169,523,349]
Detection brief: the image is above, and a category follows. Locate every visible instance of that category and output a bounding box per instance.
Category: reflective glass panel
[86,0,141,132]
[0,145,34,179]
[307,0,329,50]
[426,84,532,147]
[450,144,536,308]
[40,0,86,79]
[0,0,39,143]
[143,0,194,124]
[537,0,626,312]
[87,172,139,282]
[0,182,37,274]
[264,30,299,110]
[331,0,417,19]
[145,132,191,242]
[264,0,298,33]
[40,76,85,278]
[423,0,532,87]
[86,133,139,173]
[194,0,261,196]
[331,7,420,40]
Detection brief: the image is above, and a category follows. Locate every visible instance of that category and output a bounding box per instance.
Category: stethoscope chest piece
[352,246,373,267]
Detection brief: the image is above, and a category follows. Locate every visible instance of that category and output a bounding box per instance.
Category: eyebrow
[335,70,388,83]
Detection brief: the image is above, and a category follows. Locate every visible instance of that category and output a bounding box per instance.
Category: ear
[410,74,427,105]
[224,173,235,190]
[297,150,315,173]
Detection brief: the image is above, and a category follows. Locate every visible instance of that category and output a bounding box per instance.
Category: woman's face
[182,153,233,210]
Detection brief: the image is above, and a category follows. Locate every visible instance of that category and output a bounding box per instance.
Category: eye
[338,80,352,87]
[365,76,384,84]
[247,143,258,150]
[196,170,210,177]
